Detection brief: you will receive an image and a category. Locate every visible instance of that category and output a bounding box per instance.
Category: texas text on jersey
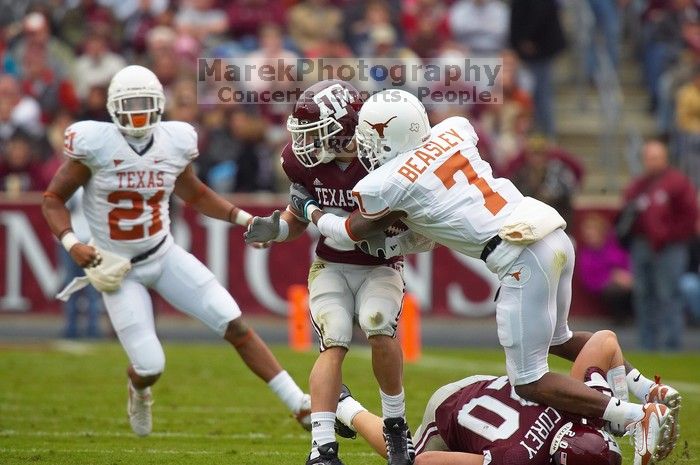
[64,120,198,259]
[281,143,400,266]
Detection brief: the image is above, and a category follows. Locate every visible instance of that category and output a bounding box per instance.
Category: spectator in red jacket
[623,138,698,350]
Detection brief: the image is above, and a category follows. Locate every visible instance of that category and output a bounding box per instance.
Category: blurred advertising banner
[0,195,609,317]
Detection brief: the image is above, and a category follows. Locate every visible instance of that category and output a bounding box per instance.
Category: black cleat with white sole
[383,417,414,465]
[306,441,345,465]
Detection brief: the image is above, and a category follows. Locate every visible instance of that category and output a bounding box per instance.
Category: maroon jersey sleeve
[280,143,306,185]
[279,143,400,266]
[434,376,567,465]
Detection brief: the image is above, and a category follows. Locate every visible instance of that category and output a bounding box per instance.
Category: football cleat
[627,403,675,465]
[127,380,153,437]
[647,377,681,413]
[306,441,345,465]
[647,377,681,459]
[335,384,357,440]
[383,417,414,465]
[295,393,312,431]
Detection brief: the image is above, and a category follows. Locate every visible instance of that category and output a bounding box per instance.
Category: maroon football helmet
[550,423,622,465]
[287,80,363,167]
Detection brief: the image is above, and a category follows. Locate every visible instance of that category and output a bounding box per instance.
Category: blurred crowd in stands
[0,0,698,349]
[0,0,571,196]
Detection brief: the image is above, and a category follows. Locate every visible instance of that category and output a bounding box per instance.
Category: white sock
[267,370,305,413]
[336,396,366,432]
[603,397,644,431]
[380,388,405,419]
[310,412,336,459]
[627,369,656,402]
[607,365,629,402]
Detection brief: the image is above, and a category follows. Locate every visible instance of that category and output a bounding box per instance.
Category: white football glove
[84,247,131,293]
[359,230,436,259]
[245,210,281,243]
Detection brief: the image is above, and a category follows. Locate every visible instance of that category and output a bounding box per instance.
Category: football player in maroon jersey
[245,81,414,465]
[334,330,676,465]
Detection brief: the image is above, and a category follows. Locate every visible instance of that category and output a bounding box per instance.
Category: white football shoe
[646,378,681,459]
[295,393,312,431]
[647,377,681,413]
[627,403,675,465]
[127,380,153,437]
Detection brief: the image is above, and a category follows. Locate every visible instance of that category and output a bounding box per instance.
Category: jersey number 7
[434,151,506,215]
[108,190,165,240]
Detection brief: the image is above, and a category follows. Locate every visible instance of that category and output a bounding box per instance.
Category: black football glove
[289,183,320,222]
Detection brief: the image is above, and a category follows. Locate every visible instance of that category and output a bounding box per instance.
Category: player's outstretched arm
[289,182,403,243]
[42,159,100,268]
[174,164,252,227]
[244,207,308,244]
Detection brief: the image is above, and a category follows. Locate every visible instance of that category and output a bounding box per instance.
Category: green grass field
[0,342,698,465]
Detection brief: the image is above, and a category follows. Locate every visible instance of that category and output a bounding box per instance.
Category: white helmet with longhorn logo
[356,89,431,171]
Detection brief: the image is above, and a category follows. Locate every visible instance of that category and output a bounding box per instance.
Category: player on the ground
[335,329,674,465]
[244,80,413,465]
[41,65,311,437]
[286,89,680,464]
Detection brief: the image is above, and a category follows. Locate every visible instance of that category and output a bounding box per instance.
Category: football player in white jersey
[287,90,680,465]
[42,65,311,437]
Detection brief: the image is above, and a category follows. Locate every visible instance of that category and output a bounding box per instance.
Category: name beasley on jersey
[116,170,165,189]
[397,127,465,182]
[314,187,355,208]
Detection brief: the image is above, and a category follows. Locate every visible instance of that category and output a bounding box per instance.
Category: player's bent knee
[358,302,398,337]
[202,283,241,337]
[132,346,165,377]
[593,329,618,344]
[312,306,353,349]
[224,318,253,347]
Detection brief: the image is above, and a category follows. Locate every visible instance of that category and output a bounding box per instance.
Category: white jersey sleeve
[352,173,404,219]
[158,121,199,161]
[63,121,115,171]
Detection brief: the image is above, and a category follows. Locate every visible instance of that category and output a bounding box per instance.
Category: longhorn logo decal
[364,116,397,137]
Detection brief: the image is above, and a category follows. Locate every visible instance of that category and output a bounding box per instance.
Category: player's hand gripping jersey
[352,116,563,276]
[64,120,198,259]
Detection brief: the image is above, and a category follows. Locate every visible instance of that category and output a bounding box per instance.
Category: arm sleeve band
[316,213,357,246]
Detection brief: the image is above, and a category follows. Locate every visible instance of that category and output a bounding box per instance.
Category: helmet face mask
[107,66,165,138]
[287,80,363,168]
[356,125,390,171]
[287,114,344,167]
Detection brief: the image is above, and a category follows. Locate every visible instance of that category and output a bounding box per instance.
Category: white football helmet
[107,65,165,138]
[356,89,431,171]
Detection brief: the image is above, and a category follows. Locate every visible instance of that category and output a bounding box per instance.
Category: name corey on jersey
[519,407,562,459]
